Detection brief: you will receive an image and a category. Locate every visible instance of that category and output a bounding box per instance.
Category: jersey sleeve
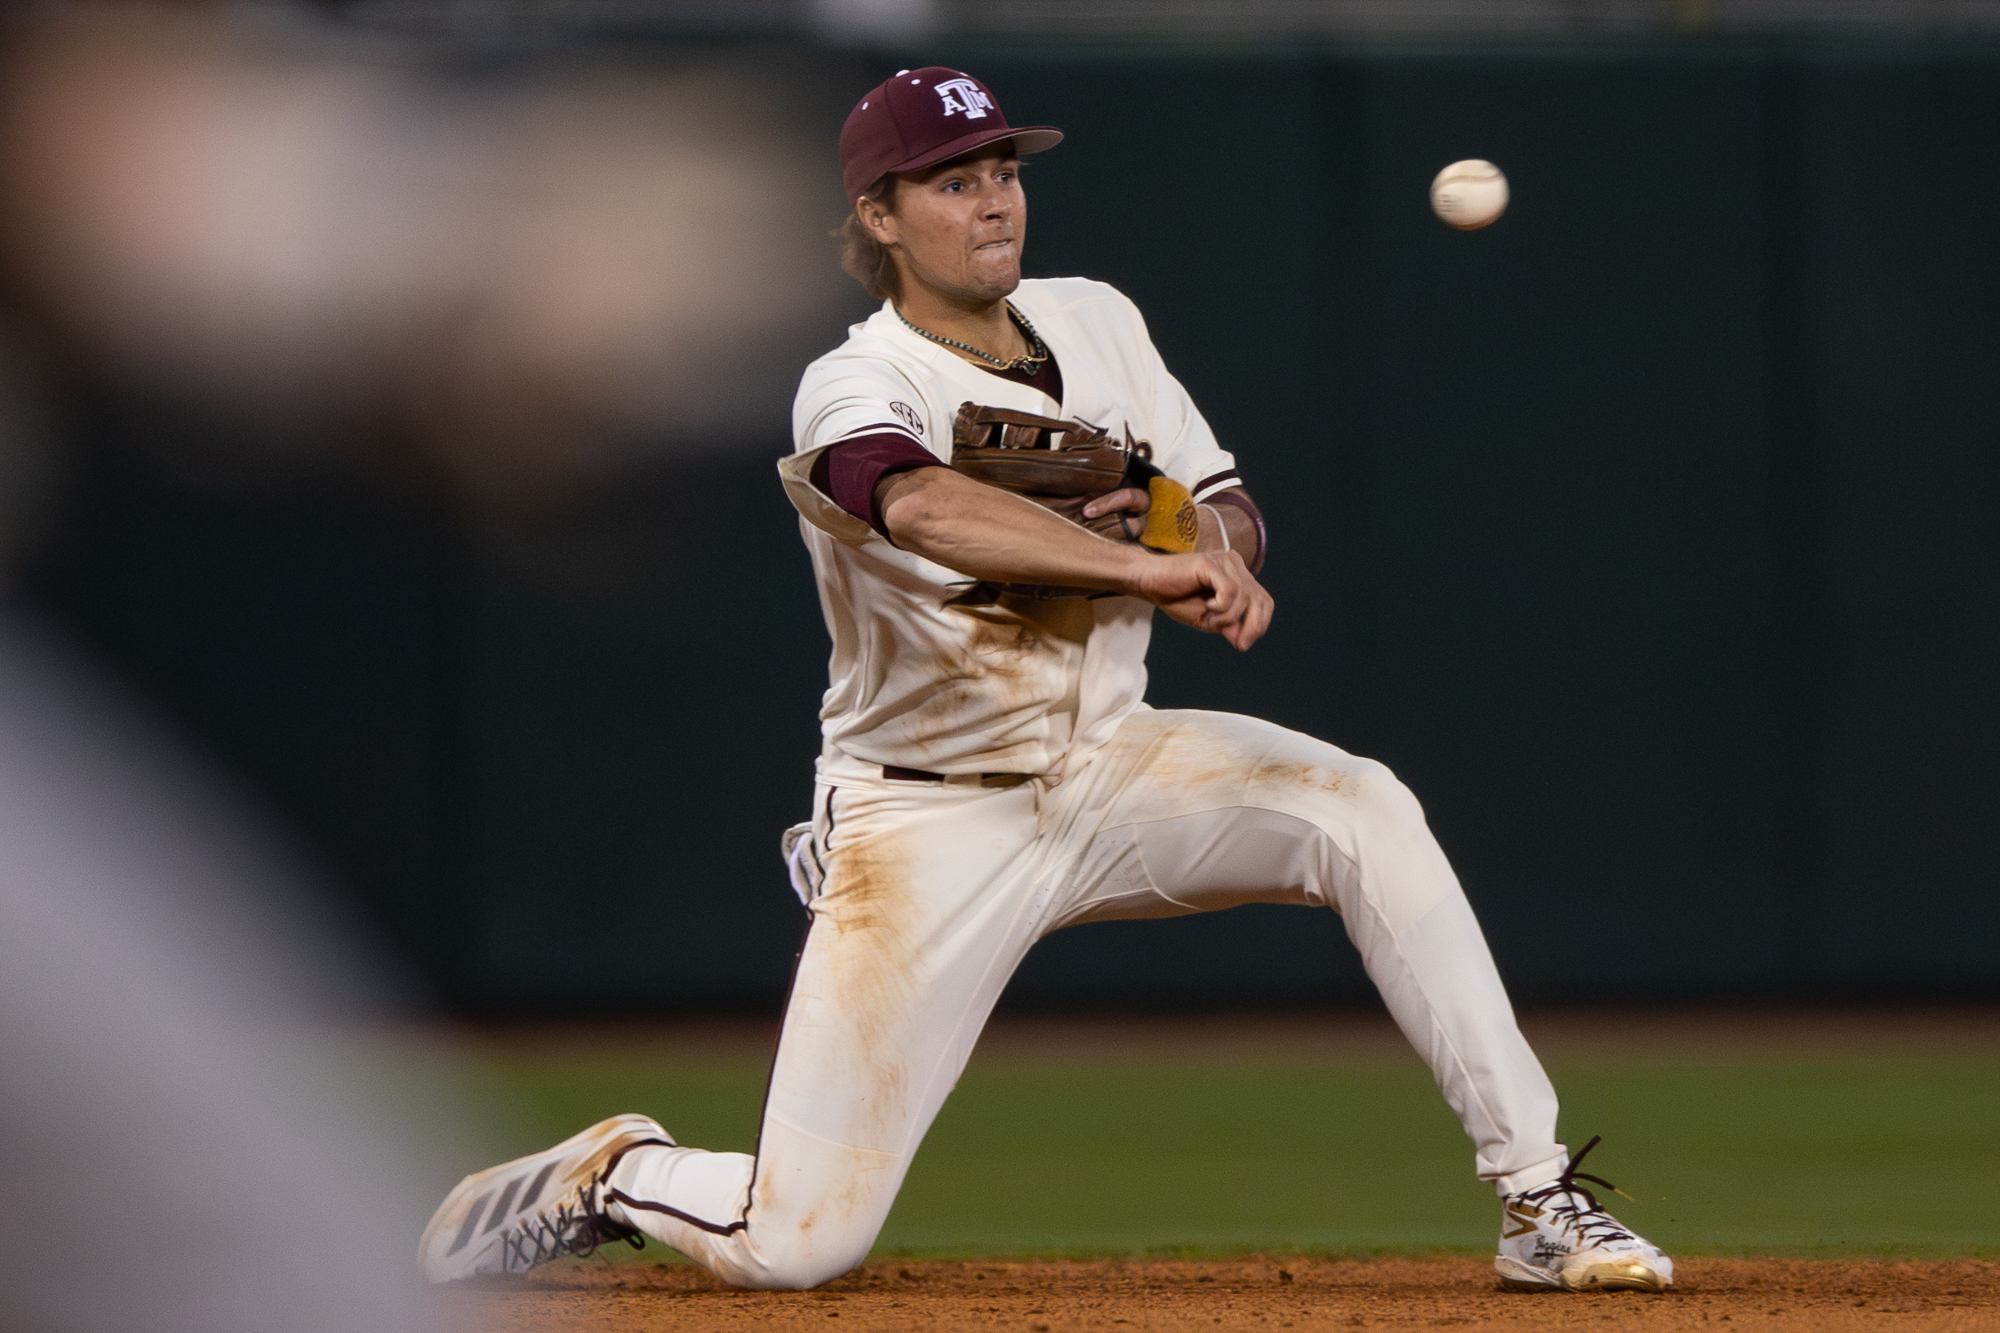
[783,351,943,542]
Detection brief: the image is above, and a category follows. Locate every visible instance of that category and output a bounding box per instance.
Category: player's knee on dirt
[705,1230,876,1292]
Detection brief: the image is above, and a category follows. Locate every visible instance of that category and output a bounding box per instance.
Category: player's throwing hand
[1127,548,1271,650]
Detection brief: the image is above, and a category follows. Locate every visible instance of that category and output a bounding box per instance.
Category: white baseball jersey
[782,277,1243,780]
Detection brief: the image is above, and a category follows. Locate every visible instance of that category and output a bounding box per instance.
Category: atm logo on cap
[934,78,992,120]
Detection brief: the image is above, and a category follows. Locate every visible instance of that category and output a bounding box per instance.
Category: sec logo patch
[890,402,924,436]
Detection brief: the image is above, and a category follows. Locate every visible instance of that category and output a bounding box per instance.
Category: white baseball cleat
[418,1113,675,1282]
[1494,1136,1674,1293]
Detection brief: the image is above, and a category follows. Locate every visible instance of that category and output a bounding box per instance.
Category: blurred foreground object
[0,6,857,585]
[0,610,466,1333]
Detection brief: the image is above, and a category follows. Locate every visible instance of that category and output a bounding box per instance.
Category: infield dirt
[443,1255,2000,1331]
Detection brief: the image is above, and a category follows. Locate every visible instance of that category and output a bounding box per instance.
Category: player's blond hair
[837,177,900,303]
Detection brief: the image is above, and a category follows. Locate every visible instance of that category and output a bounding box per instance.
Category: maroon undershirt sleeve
[809,431,947,538]
[808,353,1066,540]
[808,353,1063,541]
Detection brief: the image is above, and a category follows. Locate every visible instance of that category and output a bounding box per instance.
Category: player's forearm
[878,467,1154,592]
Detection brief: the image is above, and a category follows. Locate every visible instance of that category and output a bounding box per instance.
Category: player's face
[884,145,1024,305]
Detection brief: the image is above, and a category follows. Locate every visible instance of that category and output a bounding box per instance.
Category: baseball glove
[951,400,1199,542]
[946,403,1199,604]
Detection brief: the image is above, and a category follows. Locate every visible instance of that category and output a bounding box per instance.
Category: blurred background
[3,0,1997,1026]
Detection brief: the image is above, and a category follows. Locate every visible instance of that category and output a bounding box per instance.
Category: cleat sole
[1497,1253,1672,1294]
[1494,1255,1562,1291]
[1560,1259,1672,1293]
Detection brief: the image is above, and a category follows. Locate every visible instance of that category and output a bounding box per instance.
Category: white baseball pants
[605,707,1567,1289]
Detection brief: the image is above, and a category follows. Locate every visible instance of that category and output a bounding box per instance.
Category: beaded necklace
[897,302,1049,373]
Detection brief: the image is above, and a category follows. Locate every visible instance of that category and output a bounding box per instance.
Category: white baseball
[1430,159,1508,230]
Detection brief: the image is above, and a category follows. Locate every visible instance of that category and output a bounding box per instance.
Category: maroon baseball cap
[840,67,1062,203]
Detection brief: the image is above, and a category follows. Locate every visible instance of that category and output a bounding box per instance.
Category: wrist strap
[1198,503,1230,552]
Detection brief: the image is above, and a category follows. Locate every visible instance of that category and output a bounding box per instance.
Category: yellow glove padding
[1142,475,1200,553]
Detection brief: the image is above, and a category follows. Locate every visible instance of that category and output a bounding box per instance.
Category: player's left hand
[1080,486,1151,541]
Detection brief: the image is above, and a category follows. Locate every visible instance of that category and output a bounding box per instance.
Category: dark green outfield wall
[26,40,2000,1011]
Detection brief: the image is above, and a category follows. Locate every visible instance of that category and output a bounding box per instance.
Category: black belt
[882,765,1030,787]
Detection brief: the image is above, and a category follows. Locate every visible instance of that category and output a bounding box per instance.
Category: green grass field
[435,1031,2000,1261]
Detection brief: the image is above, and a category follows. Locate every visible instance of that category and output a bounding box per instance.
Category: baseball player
[419,67,1673,1296]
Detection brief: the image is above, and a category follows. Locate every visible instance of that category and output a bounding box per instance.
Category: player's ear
[857,197,899,247]
[854,175,902,244]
